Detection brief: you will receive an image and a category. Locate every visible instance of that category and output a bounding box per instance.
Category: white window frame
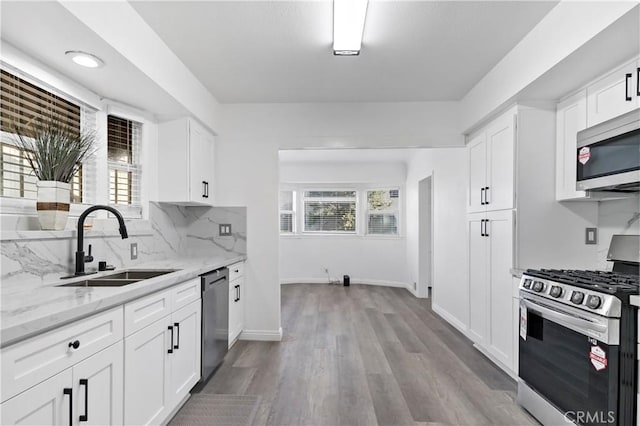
[279,189,296,234]
[107,114,142,212]
[301,188,359,235]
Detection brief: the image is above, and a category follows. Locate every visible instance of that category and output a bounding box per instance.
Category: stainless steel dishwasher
[200,268,229,385]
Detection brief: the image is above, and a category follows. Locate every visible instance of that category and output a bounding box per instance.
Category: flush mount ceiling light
[333,0,369,56]
[65,51,104,68]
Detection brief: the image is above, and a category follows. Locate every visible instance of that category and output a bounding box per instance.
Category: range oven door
[519,294,622,426]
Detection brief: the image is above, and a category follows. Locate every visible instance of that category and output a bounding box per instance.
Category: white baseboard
[431,303,470,338]
[281,278,414,293]
[239,327,283,342]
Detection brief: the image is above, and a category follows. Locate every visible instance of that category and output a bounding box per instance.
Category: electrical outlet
[130,243,138,260]
[219,224,232,236]
[585,227,598,245]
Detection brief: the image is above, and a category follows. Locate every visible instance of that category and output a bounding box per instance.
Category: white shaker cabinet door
[1,369,72,426]
[167,300,202,407]
[467,213,488,345]
[467,134,487,213]
[556,91,588,200]
[587,59,639,127]
[486,113,515,212]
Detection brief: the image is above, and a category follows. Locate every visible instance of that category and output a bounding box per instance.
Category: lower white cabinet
[1,341,124,426]
[228,262,245,347]
[124,297,201,425]
[467,210,515,372]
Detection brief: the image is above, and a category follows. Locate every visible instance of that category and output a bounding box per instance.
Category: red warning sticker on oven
[590,345,607,371]
[578,147,591,165]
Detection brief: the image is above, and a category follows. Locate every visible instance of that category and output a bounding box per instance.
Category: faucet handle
[85,244,94,263]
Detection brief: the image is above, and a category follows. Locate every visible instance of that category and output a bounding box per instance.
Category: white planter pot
[36,181,70,230]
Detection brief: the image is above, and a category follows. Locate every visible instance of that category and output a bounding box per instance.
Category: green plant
[11,116,96,183]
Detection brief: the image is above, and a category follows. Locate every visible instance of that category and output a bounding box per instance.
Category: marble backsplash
[1,202,246,288]
[596,195,640,270]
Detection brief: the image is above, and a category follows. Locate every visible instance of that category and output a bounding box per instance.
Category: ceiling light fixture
[333,0,369,56]
[65,51,104,68]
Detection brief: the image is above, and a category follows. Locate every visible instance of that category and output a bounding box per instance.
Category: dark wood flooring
[204,284,537,425]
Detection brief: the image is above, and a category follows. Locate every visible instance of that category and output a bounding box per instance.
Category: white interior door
[418,175,432,298]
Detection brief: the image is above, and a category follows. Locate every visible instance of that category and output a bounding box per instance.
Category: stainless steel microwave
[576,108,640,192]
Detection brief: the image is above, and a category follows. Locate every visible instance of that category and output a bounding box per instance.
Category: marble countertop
[630,295,640,308]
[0,255,246,348]
[510,268,526,278]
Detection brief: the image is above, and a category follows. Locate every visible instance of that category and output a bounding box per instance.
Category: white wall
[279,160,410,288]
[216,102,463,339]
[405,148,468,330]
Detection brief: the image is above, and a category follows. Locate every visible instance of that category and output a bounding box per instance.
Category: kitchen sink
[57,269,178,287]
[100,269,177,280]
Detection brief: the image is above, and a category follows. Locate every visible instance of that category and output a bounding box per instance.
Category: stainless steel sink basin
[100,269,177,280]
[58,279,141,287]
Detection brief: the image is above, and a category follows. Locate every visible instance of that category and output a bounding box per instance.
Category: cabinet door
[467,133,487,213]
[486,210,514,370]
[72,341,123,426]
[188,120,213,204]
[168,300,202,406]
[1,369,72,425]
[228,278,244,346]
[486,113,515,212]
[124,317,171,426]
[467,213,488,344]
[587,59,639,126]
[556,91,589,200]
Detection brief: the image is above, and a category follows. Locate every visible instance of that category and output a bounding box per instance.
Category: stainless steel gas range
[517,235,639,426]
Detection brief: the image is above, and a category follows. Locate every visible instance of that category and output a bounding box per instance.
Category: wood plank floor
[204,284,538,426]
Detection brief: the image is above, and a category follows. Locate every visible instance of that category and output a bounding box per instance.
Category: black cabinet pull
[480,188,485,205]
[174,322,180,350]
[484,187,490,205]
[205,181,209,198]
[625,73,632,101]
[79,379,88,422]
[485,219,490,237]
[68,340,80,350]
[63,388,73,426]
[238,284,241,301]
[480,219,485,237]
[168,326,174,354]
[637,67,639,96]
[202,181,207,198]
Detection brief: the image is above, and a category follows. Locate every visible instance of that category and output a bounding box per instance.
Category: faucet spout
[72,205,129,277]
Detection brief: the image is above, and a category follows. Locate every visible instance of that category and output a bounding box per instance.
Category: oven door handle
[521,298,615,344]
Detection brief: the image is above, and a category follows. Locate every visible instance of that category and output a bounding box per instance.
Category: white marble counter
[630,295,640,308]
[511,268,526,278]
[0,255,245,348]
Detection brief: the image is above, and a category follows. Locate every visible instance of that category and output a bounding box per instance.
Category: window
[107,115,141,205]
[0,69,84,202]
[366,189,399,235]
[303,190,357,233]
[279,190,295,233]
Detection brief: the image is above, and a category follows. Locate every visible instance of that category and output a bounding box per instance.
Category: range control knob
[571,291,585,305]
[549,286,563,298]
[532,281,545,292]
[586,295,602,309]
[523,279,532,289]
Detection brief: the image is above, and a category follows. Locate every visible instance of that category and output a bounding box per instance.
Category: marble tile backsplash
[596,195,640,270]
[1,202,247,288]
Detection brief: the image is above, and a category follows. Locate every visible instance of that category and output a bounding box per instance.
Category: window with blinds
[303,190,357,233]
[366,189,399,235]
[279,190,295,233]
[0,69,84,202]
[107,115,141,205]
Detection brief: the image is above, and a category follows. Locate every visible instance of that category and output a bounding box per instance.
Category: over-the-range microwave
[577,108,640,192]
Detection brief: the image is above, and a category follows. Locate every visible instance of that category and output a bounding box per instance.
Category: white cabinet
[228,261,245,347]
[556,91,589,200]
[467,109,516,213]
[587,58,639,127]
[467,210,514,371]
[123,281,202,425]
[157,117,214,205]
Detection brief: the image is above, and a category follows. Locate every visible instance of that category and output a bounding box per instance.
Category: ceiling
[279,148,416,164]
[131,0,558,103]
[0,1,189,118]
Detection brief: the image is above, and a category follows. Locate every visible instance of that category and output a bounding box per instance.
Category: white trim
[431,303,470,338]
[280,278,413,292]
[239,327,283,342]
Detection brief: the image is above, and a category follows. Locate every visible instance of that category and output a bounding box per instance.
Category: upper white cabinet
[587,58,639,127]
[158,117,214,206]
[467,108,516,213]
[556,90,589,201]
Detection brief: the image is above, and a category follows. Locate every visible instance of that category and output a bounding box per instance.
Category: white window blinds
[366,189,399,235]
[303,190,357,233]
[279,190,295,233]
[107,115,141,206]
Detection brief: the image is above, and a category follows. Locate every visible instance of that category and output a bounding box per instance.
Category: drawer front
[1,306,123,403]
[172,278,201,312]
[124,290,171,336]
[228,261,244,281]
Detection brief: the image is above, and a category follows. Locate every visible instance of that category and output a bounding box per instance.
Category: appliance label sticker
[578,147,591,165]
[590,345,607,371]
[519,305,527,341]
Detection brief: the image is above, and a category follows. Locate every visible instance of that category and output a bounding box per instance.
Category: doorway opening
[418,175,433,298]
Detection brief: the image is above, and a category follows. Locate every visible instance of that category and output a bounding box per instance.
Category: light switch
[219,224,232,236]
[130,243,138,260]
[585,228,597,245]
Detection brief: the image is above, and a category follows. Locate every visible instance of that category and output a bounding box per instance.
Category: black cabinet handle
[480,219,485,237]
[168,326,174,354]
[202,181,207,198]
[63,388,73,426]
[625,73,632,101]
[206,181,209,198]
[485,219,490,237]
[174,322,180,350]
[238,285,241,301]
[637,67,639,96]
[234,269,239,273]
[68,340,80,350]
[484,187,490,205]
[480,188,485,205]
[79,379,88,422]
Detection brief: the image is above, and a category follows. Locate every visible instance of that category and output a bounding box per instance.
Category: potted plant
[12,116,95,230]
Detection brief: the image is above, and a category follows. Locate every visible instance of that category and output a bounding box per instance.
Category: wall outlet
[130,243,138,260]
[585,227,598,245]
[219,224,232,236]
